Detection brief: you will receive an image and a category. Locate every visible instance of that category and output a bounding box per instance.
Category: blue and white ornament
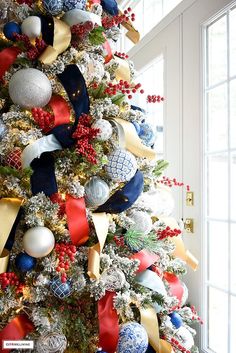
[50,276,72,299]
[3,22,21,41]
[92,119,113,141]
[85,176,110,207]
[0,120,7,141]
[15,252,36,272]
[169,312,183,329]
[106,148,137,182]
[139,123,156,146]
[43,0,64,15]
[132,121,141,135]
[117,322,148,353]
[63,0,87,11]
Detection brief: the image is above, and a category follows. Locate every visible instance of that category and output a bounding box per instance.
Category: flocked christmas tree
[0,1,201,353]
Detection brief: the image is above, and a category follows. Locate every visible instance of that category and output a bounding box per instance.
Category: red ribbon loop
[0,315,34,353]
[0,47,21,80]
[65,195,89,246]
[163,272,184,305]
[48,95,71,127]
[98,291,119,353]
[131,250,159,273]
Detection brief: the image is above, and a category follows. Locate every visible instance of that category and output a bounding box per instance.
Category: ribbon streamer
[160,217,198,270]
[39,18,71,65]
[111,117,157,160]
[114,55,131,83]
[98,291,119,353]
[87,213,109,280]
[163,272,184,306]
[65,195,89,246]
[131,250,159,273]
[121,15,140,44]
[103,36,113,64]
[48,95,71,127]
[0,315,34,353]
[136,270,167,297]
[0,47,21,80]
[0,198,23,273]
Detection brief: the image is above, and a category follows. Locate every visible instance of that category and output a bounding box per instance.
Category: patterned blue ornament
[85,177,110,207]
[117,322,148,353]
[0,120,7,141]
[139,123,156,146]
[50,276,72,299]
[43,0,64,15]
[106,148,137,182]
[3,22,21,41]
[169,312,183,329]
[15,252,36,272]
[132,121,141,135]
[63,0,86,11]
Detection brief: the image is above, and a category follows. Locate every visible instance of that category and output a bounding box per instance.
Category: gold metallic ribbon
[140,307,174,353]
[87,213,109,280]
[0,198,23,273]
[39,18,71,65]
[112,117,157,160]
[119,10,140,44]
[115,55,131,83]
[160,217,198,271]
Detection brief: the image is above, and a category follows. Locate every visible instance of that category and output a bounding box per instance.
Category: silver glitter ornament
[36,332,67,353]
[128,211,152,235]
[85,176,110,207]
[106,148,137,182]
[0,119,7,140]
[102,269,126,291]
[92,119,113,141]
[9,69,52,109]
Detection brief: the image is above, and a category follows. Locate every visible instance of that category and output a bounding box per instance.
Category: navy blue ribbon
[101,0,119,16]
[96,170,144,213]
[38,15,54,46]
[145,345,156,353]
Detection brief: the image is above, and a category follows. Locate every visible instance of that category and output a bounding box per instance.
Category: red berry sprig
[71,21,94,41]
[147,94,165,103]
[170,338,191,353]
[103,80,143,100]
[0,272,20,290]
[114,236,125,247]
[102,7,135,29]
[157,226,182,240]
[13,33,47,60]
[159,176,184,188]
[31,108,55,133]
[191,305,204,324]
[115,51,129,59]
[55,243,77,283]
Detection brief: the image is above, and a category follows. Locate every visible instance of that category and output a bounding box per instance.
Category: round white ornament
[9,69,52,108]
[23,226,55,258]
[21,16,42,39]
[106,148,137,182]
[176,327,194,350]
[85,176,110,207]
[92,119,113,141]
[62,9,102,27]
[129,210,152,235]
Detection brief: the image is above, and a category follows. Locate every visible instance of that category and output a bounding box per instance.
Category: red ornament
[6,148,22,170]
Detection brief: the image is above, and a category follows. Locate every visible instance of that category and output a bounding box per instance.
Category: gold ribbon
[39,18,71,65]
[0,198,23,273]
[119,10,140,44]
[160,217,198,271]
[87,213,109,280]
[140,307,174,353]
[112,117,157,160]
[115,55,131,83]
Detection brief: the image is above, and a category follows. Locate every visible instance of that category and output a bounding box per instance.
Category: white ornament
[62,9,102,27]
[129,210,152,235]
[176,327,194,350]
[23,226,55,258]
[21,16,42,39]
[92,119,113,141]
[180,282,189,306]
[106,148,137,182]
[9,69,52,108]
[85,176,110,207]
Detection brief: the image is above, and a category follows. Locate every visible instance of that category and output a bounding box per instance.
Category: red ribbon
[98,291,119,353]
[0,315,34,353]
[130,250,159,273]
[0,47,21,80]
[163,272,184,305]
[65,195,89,246]
[48,95,71,127]
[103,34,113,64]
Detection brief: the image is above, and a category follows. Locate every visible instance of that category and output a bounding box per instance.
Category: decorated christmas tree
[0,1,201,352]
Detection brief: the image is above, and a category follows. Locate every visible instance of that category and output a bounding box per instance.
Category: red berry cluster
[191,305,204,324]
[0,272,20,290]
[104,80,144,100]
[147,94,165,103]
[102,7,135,29]
[16,0,33,5]
[159,176,184,188]
[157,226,182,240]
[72,114,100,164]
[114,236,125,247]
[31,108,55,133]
[13,33,47,60]
[71,21,94,41]
[55,243,77,283]
[170,338,191,353]
[115,51,129,59]
[50,193,66,217]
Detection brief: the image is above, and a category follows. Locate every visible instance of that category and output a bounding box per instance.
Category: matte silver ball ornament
[9,69,52,108]
[85,176,110,207]
[23,226,55,258]
[129,210,152,235]
[36,332,67,353]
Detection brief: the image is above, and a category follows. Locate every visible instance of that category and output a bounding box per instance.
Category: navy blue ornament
[50,276,72,299]
[15,252,36,272]
[43,0,64,15]
[169,312,183,329]
[63,0,86,11]
[101,0,119,16]
[3,22,21,41]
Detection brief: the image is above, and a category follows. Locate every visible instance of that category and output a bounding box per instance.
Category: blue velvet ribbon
[145,345,156,353]
[38,15,54,46]
[96,170,144,213]
[101,0,119,16]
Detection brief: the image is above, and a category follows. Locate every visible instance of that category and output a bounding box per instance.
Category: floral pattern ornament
[117,322,149,353]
